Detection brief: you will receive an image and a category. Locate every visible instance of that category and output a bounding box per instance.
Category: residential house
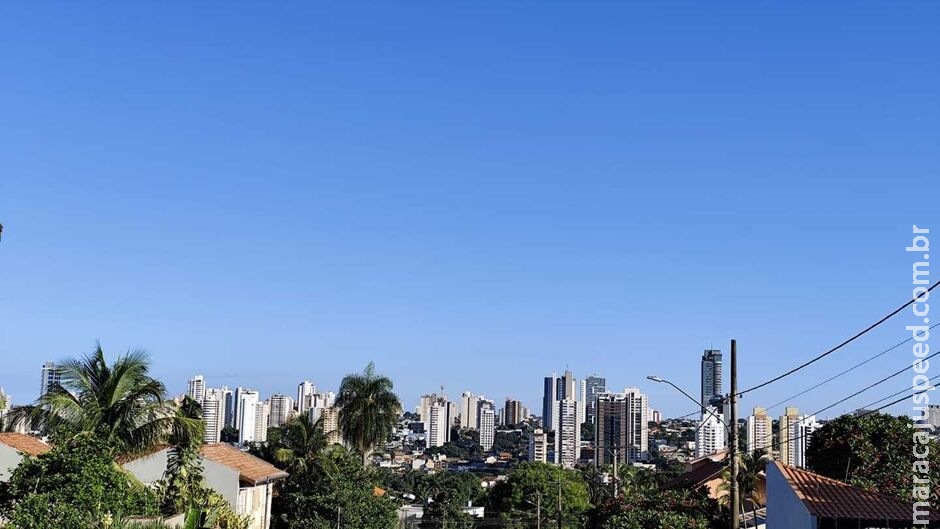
[766,461,940,528]
[122,443,288,529]
[0,433,51,481]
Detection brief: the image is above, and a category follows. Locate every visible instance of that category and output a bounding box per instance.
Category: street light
[646,375,728,429]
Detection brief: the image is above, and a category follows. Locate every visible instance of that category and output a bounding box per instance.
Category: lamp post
[647,369,739,529]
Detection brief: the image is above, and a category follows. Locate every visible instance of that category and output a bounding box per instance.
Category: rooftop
[199,443,288,486]
[0,433,51,456]
[774,461,940,521]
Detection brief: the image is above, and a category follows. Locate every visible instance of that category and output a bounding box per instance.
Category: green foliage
[7,345,201,456]
[219,426,239,444]
[382,470,483,505]
[587,486,726,529]
[487,462,591,528]
[270,447,398,529]
[0,435,158,529]
[492,429,528,459]
[256,414,327,474]
[806,412,940,503]
[335,362,401,465]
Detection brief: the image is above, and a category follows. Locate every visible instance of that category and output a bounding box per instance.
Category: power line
[761,323,939,413]
[737,280,939,398]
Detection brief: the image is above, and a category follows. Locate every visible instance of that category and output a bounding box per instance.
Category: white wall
[765,463,816,529]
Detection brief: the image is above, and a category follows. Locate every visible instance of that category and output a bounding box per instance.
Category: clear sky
[1,2,938,419]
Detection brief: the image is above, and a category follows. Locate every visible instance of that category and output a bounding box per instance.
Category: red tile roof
[775,462,940,521]
[200,443,288,486]
[0,433,51,456]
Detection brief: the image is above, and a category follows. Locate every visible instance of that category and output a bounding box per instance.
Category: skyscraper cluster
[538,369,649,468]
[185,374,338,446]
[420,388,502,451]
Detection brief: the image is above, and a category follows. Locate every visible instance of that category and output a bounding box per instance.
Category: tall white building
[478,402,495,451]
[746,407,772,455]
[202,388,225,444]
[267,394,293,428]
[778,407,801,467]
[554,398,580,468]
[695,406,726,457]
[40,361,62,397]
[529,427,549,463]
[296,381,315,415]
[426,401,452,448]
[254,399,270,442]
[187,375,206,404]
[929,405,940,428]
[460,391,480,430]
[237,389,260,445]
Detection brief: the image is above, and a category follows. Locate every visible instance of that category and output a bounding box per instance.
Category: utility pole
[611,446,620,498]
[730,339,739,529]
[536,492,542,529]
[557,480,563,529]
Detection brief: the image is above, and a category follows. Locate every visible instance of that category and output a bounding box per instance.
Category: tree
[806,413,940,503]
[256,414,327,474]
[587,486,726,529]
[0,434,158,528]
[487,462,591,528]
[335,362,401,465]
[270,447,398,529]
[9,345,200,456]
[220,426,239,443]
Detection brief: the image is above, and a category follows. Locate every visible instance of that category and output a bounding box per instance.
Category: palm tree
[718,450,770,526]
[270,414,327,473]
[335,362,401,466]
[9,344,201,455]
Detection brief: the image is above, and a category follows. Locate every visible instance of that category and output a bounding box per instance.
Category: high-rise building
[321,406,342,445]
[793,415,821,468]
[701,350,723,413]
[746,407,772,455]
[267,394,293,427]
[460,392,480,430]
[0,388,11,427]
[202,388,225,444]
[650,409,662,423]
[582,375,606,425]
[254,399,270,442]
[237,389,260,445]
[778,407,801,467]
[296,381,315,415]
[220,386,235,429]
[529,427,549,463]
[595,388,649,466]
[427,401,452,448]
[40,362,62,397]
[187,375,206,404]
[695,406,726,457]
[558,370,575,401]
[542,375,557,431]
[479,402,495,451]
[779,407,819,468]
[504,398,523,426]
[419,393,438,427]
[554,398,580,468]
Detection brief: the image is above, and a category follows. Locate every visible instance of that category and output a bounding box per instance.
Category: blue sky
[1,2,937,418]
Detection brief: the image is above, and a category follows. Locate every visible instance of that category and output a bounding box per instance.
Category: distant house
[0,432,50,481]
[766,461,940,528]
[121,443,288,529]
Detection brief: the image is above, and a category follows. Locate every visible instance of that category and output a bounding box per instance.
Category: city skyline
[1,2,937,419]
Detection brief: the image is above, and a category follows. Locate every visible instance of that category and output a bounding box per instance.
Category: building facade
[695,406,726,457]
[700,350,723,412]
[528,427,549,463]
[187,375,206,404]
[746,406,773,455]
[595,388,649,466]
[478,402,495,451]
[554,398,580,468]
[40,361,61,397]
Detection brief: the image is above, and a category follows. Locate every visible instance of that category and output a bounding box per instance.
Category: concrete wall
[238,482,274,529]
[121,448,239,509]
[765,463,816,529]
[0,444,24,482]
